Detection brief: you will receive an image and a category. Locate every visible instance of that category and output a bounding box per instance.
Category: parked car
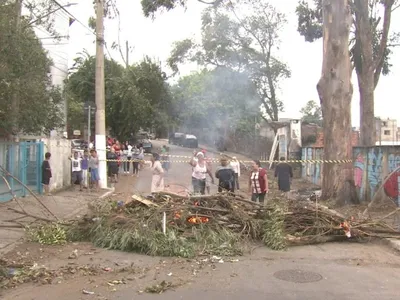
[169,132,185,145]
[136,132,152,153]
[182,134,198,148]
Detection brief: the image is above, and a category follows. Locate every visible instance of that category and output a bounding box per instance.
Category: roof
[310,131,359,148]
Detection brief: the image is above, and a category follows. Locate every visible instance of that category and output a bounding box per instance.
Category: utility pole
[95,0,107,188]
[125,40,129,68]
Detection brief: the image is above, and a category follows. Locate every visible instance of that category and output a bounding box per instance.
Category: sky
[48,0,400,127]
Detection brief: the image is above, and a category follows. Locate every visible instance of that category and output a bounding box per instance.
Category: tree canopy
[167,0,290,121]
[141,0,224,17]
[65,54,172,141]
[0,1,63,137]
[300,100,322,126]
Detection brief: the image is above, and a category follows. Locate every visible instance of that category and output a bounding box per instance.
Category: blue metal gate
[0,141,44,202]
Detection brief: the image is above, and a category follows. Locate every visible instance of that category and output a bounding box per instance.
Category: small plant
[26,223,67,245]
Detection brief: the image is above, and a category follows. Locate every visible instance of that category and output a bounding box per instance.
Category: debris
[26,223,67,245]
[82,290,94,295]
[68,249,78,259]
[144,280,176,294]
[50,192,400,257]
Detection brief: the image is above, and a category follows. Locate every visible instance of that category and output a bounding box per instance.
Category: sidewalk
[0,189,112,255]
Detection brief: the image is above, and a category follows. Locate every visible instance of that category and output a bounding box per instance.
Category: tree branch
[374,0,395,88]
[198,0,223,4]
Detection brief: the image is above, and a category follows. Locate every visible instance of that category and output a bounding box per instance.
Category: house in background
[375,117,399,145]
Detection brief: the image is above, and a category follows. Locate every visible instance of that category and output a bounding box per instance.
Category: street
[3,242,400,300]
[115,140,233,197]
[2,141,400,300]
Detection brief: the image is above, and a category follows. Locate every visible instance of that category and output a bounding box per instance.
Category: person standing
[126,141,132,174]
[274,157,293,197]
[41,152,52,196]
[248,160,268,204]
[89,150,100,191]
[230,156,241,190]
[81,151,89,188]
[190,152,214,195]
[106,147,119,183]
[121,144,129,174]
[70,151,83,191]
[151,153,164,193]
[131,146,140,177]
[215,157,235,193]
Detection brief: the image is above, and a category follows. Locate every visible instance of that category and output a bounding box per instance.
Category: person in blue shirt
[81,150,89,189]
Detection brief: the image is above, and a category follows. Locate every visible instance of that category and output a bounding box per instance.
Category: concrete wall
[42,138,71,191]
[301,146,400,205]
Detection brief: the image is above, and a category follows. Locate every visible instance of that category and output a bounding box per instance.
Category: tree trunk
[317,0,359,206]
[354,0,375,146]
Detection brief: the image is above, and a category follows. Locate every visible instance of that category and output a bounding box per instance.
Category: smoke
[172,67,260,149]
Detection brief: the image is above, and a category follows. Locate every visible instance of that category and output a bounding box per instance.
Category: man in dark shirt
[215,157,235,193]
[274,157,293,196]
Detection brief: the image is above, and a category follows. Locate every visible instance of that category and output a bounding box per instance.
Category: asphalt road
[127,140,222,195]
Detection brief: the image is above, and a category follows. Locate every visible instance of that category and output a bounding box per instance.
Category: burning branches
[58,193,400,256]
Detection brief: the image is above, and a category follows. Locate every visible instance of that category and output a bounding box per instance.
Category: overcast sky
[60,0,400,126]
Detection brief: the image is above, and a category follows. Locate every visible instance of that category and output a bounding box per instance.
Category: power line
[51,0,95,36]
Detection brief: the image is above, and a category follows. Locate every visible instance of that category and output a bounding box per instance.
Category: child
[41,152,52,196]
[89,150,100,191]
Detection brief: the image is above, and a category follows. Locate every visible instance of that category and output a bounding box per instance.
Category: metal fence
[0,141,44,202]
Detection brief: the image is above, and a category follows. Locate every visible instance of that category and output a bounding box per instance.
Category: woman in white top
[190,152,214,195]
[151,153,164,193]
[230,156,241,190]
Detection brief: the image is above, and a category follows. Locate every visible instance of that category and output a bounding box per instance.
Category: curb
[63,188,115,220]
[384,238,400,253]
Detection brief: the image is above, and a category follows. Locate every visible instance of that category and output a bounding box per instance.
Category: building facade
[376,118,398,144]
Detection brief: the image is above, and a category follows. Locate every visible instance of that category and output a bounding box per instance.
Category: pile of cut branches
[59,192,400,256]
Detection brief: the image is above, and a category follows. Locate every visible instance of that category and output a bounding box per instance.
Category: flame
[187,216,209,224]
[340,221,351,238]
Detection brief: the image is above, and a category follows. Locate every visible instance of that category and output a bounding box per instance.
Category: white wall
[42,138,71,191]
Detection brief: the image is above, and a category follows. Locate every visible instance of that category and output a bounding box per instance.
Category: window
[382,121,387,127]
[384,130,391,135]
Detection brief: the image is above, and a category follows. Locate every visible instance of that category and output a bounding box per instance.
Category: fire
[187,216,209,224]
[340,221,351,238]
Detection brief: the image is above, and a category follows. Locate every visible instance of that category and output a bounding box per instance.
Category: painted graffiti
[367,148,383,199]
[302,146,400,205]
[354,151,365,197]
[383,154,400,200]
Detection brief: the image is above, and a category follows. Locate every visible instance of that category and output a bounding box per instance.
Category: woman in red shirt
[248,160,268,204]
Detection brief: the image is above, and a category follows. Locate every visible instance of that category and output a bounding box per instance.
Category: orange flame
[187,216,209,224]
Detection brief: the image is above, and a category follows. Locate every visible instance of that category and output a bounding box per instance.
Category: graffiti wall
[302,146,400,205]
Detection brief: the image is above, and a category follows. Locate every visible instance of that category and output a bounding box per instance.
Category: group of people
[41,149,101,196]
[189,150,241,195]
[188,150,293,204]
[106,140,145,183]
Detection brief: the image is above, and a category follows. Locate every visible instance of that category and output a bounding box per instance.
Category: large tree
[167,0,290,121]
[0,1,63,137]
[317,0,358,205]
[296,0,399,146]
[66,54,172,141]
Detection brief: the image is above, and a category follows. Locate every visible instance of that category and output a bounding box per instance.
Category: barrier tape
[101,159,353,164]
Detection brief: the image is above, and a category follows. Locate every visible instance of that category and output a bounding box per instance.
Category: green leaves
[66,55,172,141]
[0,3,64,136]
[167,0,290,121]
[300,100,322,126]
